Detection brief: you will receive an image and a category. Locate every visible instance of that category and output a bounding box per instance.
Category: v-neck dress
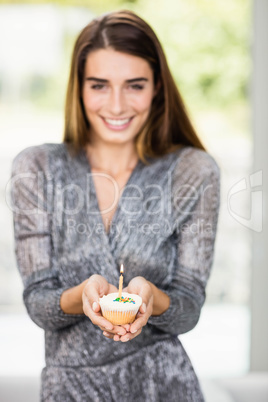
[11,143,220,402]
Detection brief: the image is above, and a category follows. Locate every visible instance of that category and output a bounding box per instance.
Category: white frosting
[99,292,142,312]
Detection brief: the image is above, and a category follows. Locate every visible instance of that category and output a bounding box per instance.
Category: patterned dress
[11,144,220,402]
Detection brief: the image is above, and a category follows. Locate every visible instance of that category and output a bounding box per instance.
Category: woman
[11,10,220,402]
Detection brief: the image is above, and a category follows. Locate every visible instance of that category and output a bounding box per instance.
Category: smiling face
[82,48,156,148]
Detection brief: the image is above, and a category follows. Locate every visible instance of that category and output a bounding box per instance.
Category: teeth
[104,118,130,126]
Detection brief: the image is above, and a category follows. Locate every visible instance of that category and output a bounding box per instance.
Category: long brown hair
[63,10,205,159]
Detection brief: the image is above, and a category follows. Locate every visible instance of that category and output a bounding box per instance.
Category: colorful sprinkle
[113,297,136,304]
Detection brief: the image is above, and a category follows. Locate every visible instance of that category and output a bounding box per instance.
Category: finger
[99,325,126,336]
[82,286,116,331]
[114,325,127,336]
[121,324,131,332]
[92,315,114,331]
[83,296,114,330]
[92,301,100,313]
[139,303,147,314]
[129,313,148,334]
[120,328,142,342]
[82,286,101,317]
[84,281,101,307]
[103,331,113,339]
[120,335,130,342]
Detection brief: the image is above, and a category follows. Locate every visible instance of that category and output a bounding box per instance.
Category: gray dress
[11,143,220,402]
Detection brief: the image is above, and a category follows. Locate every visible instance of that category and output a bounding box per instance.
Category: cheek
[133,94,154,114]
[83,93,103,113]
[86,102,99,114]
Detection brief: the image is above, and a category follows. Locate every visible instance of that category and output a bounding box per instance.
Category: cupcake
[99,292,142,325]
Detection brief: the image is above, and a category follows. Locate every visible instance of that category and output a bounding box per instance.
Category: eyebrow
[85,77,148,83]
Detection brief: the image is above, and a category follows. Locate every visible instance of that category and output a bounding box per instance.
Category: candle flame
[120,263,124,274]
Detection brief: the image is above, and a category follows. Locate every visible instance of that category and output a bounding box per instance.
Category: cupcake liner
[101,308,138,325]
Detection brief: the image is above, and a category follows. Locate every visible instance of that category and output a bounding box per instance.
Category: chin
[104,133,136,145]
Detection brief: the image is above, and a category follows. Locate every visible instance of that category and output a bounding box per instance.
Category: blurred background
[0,0,267,401]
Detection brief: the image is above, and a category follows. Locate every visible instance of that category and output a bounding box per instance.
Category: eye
[129,84,144,90]
[91,84,106,90]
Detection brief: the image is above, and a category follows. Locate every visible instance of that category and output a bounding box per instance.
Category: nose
[108,88,126,115]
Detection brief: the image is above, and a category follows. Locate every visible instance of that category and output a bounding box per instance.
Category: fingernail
[92,302,98,312]
[131,329,138,334]
[142,303,147,313]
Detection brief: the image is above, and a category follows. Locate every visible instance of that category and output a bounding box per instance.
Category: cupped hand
[82,274,127,338]
[113,276,154,343]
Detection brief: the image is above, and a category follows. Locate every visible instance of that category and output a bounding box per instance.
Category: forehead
[84,48,153,79]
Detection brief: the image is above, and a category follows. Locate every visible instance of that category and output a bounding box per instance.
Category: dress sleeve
[11,146,85,331]
[148,150,220,335]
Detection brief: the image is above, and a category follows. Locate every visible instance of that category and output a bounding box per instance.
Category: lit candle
[118,264,124,299]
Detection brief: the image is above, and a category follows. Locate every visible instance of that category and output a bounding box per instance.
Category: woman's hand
[111,276,154,343]
[82,274,127,338]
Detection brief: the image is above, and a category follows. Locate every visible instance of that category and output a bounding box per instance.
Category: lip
[101,116,134,131]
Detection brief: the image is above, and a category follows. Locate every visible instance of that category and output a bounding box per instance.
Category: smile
[103,117,132,126]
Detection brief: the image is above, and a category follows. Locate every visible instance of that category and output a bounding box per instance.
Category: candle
[118,263,124,299]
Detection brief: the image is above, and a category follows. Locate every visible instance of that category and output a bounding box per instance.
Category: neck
[85,142,139,177]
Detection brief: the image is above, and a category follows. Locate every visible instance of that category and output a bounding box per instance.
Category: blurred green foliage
[136,0,251,110]
[0,0,251,111]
